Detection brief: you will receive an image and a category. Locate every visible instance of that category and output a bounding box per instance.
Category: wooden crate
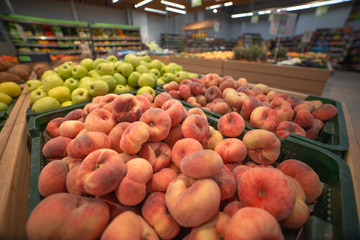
[169,56,223,75]
[222,60,332,96]
[149,55,171,65]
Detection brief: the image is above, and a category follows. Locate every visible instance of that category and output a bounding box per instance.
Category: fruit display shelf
[26,98,359,239]
[0,96,19,132]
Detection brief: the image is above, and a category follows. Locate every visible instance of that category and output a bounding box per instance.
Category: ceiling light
[258,10,272,15]
[112,0,120,3]
[144,7,167,14]
[135,0,153,8]
[278,0,352,12]
[224,2,233,7]
[166,6,186,14]
[213,9,218,13]
[231,12,253,18]
[206,4,222,10]
[161,0,186,9]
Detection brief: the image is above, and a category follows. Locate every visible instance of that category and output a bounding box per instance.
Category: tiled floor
[321,70,360,144]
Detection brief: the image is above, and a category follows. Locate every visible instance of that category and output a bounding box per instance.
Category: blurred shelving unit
[160,33,186,53]
[342,30,360,71]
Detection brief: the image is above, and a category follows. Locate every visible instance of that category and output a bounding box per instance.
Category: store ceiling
[62,0,318,16]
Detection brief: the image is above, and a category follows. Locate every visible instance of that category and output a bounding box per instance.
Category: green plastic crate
[27,105,359,239]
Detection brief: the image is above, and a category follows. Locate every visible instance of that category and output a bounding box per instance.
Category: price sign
[270,12,297,36]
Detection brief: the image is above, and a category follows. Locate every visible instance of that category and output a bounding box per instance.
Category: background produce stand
[0,86,359,239]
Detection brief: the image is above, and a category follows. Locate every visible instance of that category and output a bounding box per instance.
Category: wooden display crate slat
[169,56,223,75]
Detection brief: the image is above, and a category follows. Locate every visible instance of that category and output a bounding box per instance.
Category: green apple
[140,55,152,63]
[88,69,100,78]
[96,75,117,92]
[113,61,122,70]
[88,80,109,97]
[79,76,94,90]
[189,73,199,78]
[96,62,114,76]
[106,55,118,62]
[149,69,161,79]
[80,58,95,71]
[149,59,162,71]
[57,64,73,80]
[0,93,12,105]
[117,62,134,78]
[137,86,155,100]
[161,65,176,75]
[168,62,183,72]
[175,71,189,83]
[48,86,71,103]
[0,102,8,111]
[127,71,141,88]
[94,58,107,68]
[25,80,42,92]
[126,84,135,92]
[124,53,140,68]
[42,74,64,92]
[156,77,165,85]
[136,64,148,74]
[61,101,73,107]
[139,60,150,69]
[71,88,91,104]
[53,67,60,75]
[64,78,80,92]
[32,96,60,113]
[41,70,55,81]
[113,84,130,94]
[163,72,176,83]
[63,61,75,68]
[113,73,127,86]
[72,65,88,79]
[138,73,156,88]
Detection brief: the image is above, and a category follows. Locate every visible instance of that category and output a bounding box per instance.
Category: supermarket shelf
[14,43,79,48]
[10,35,90,41]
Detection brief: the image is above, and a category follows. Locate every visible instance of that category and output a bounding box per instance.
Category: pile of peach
[162,73,338,140]
[27,92,324,239]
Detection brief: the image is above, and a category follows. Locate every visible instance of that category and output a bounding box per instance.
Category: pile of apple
[0,81,22,112]
[162,73,338,141]
[25,53,195,113]
[26,91,324,239]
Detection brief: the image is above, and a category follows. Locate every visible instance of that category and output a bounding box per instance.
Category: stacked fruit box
[26,90,359,239]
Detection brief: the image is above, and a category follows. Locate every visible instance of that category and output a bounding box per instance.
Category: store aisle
[321,70,360,144]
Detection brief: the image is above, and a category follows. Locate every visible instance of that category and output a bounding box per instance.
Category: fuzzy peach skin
[181,114,210,142]
[147,168,178,193]
[169,90,181,99]
[180,150,223,179]
[294,109,314,129]
[275,121,306,139]
[250,106,279,132]
[66,162,85,196]
[76,149,125,196]
[239,96,262,120]
[171,138,203,167]
[277,159,323,204]
[26,193,109,240]
[135,94,151,113]
[83,102,100,117]
[179,84,193,100]
[45,117,64,138]
[238,167,296,221]
[165,175,221,227]
[293,101,315,113]
[120,121,150,155]
[108,122,131,153]
[223,201,245,217]
[217,112,245,137]
[188,107,207,119]
[164,125,184,149]
[242,129,281,165]
[63,109,84,122]
[274,105,294,122]
[140,108,172,142]
[236,77,248,87]
[224,207,284,240]
[43,136,72,161]
[215,138,247,164]
[223,88,248,109]
[212,99,232,115]
[112,93,142,122]
[219,78,235,92]
[272,93,294,108]
[162,99,186,127]
[236,86,254,97]
[59,120,85,139]
[84,108,116,135]
[154,92,173,108]
[232,165,250,186]
[190,82,206,96]
[38,160,69,197]
[312,103,338,121]
[61,156,82,170]
[99,93,118,112]
[195,95,207,107]
[205,86,222,103]
[185,212,231,240]
[139,142,172,172]
[211,165,236,201]
[100,211,159,240]
[203,73,221,87]
[115,158,153,206]
[67,131,111,159]
[201,126,224,150]
[270,96,292,109]
[163,81,179,91]
[266,90,278,102]
[280,176,310,229]
[142,192,180,239]
[306,118,324,140]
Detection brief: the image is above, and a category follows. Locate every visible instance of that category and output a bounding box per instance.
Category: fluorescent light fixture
[231,12,253,18]
[279,0,352,12]
[224,2,233,7]
[258,10,271,15]
[213,9,218,13]
[144,7,167,14]
[206,4,222,10]
[112,0,120,3]
[166,6,186,14]
[161,0,186,9]
[135,0,153,8]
